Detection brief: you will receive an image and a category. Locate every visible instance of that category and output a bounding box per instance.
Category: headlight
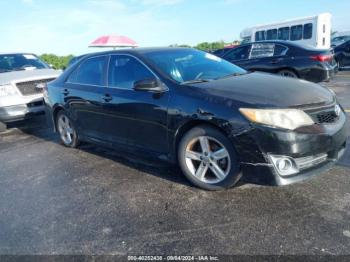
[0,84,18,97]
[239,108,314,130]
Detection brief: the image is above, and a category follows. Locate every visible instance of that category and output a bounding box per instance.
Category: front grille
[316,111,338,124]
[307,104,340,124]
[16,78,55,96]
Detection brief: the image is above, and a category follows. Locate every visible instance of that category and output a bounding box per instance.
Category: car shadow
[7,115,247,189]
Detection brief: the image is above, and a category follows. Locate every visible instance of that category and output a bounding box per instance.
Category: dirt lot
[0,72,349,256]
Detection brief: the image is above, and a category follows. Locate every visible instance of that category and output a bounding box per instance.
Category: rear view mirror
[133,79,167,93]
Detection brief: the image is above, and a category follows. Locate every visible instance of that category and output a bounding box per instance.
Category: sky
[0,0,349,56]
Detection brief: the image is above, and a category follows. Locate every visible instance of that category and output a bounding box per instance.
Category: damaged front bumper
[234,110,348,186]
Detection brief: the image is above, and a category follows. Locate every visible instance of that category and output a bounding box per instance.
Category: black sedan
[334,40,350,69]
[214,41,337,83]
[44,48,347,190]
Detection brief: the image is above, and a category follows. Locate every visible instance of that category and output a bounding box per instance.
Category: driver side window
[108,55,154,89]
[224,46,251,61]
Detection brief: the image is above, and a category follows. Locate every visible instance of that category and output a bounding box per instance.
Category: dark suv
[215,41,337,82]
[334,40,350,69]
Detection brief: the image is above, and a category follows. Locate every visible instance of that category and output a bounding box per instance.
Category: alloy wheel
[57,114,74,145]
[184,136,231,184]
[279,70,297,78]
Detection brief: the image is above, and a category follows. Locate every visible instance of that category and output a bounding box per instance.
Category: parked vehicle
[331,35,350,47]
[0,53,61,123]
[212,47,235,57]
[212,45,239,57]
[334,40,350,68]
[45,48,347,190]
[240,13,332,49]
[215,41,337,82]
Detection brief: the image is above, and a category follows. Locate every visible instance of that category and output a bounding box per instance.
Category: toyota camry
[44,48,348,190]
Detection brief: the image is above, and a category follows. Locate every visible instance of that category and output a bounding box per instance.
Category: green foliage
[40,54,74,70]
[195,41,226,51]
[42,40,242,68]
[171,40,241,52]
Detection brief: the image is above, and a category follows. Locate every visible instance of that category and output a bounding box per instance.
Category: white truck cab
[0,53,61,123]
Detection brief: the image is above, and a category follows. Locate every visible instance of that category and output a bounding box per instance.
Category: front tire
[56,111,79,148]
[178,125,241,190]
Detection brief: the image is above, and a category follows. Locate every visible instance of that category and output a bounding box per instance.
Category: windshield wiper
[180,79,210,85]
[216,72,246,80]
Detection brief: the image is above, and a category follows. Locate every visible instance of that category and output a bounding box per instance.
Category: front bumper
[235,111,348,186]
[0,99,45,123]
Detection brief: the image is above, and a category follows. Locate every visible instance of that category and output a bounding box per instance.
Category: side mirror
[133,79,167,93]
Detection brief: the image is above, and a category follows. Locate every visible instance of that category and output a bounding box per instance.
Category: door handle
[61,89,69,96]
[101,94,112,102]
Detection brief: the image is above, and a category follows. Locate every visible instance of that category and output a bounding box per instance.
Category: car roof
[335,39,350,49]
[78,47,196,59]
[239,40,326,51]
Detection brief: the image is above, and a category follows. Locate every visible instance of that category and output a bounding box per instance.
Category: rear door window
[278,27,290,40]
[273,44,288,56]
[291,25,303,41]
[68,56,107,86]
[250,43,275,58]
[224,45,251,61]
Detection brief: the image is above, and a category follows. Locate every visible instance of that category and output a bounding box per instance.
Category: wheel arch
[277,67,300,78]
[52,105,65,132]
[172,119,233,162]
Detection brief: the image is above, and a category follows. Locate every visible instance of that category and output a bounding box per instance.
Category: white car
[0,53,61,123]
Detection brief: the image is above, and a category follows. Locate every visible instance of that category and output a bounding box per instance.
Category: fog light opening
[276,158,293,172]
[268,155,299,177]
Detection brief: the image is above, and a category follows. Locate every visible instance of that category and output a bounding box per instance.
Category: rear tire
[178,125,241,190]
[278,69,298,78]
[56,111,79,148]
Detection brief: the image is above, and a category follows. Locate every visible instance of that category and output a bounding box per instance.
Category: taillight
[310,54,332,62]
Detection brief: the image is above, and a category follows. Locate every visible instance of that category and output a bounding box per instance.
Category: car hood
[0,69,61,85]
[191,72,334,108]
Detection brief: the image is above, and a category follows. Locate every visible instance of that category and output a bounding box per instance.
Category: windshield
[0,53,49,73]
[143,49,247,83]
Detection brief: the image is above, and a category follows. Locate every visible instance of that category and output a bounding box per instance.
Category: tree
[40,54,74,69]
[194,41,228,52]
